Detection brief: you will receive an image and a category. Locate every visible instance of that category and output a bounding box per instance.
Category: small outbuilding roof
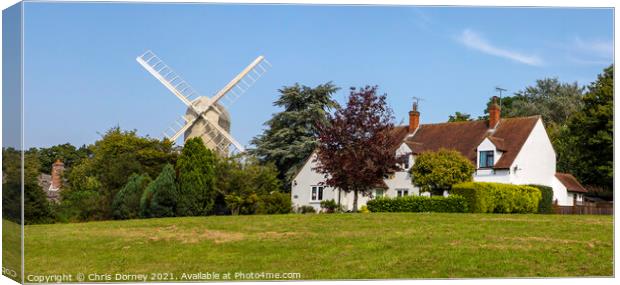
[555,173,588,193]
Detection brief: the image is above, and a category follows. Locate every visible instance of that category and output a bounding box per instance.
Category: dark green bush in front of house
[366,195,468,213]
[320,199,345,213]
[451,182,541,213]
[528,184,554,214]
[257,192,292,214]
[298,205,317,214]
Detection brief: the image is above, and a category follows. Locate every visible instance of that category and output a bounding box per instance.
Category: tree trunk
[353,189,359,212]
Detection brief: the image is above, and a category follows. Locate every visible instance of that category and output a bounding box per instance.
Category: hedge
[528,184,554,214]
[451,182,541,213]
[366,195,468,213]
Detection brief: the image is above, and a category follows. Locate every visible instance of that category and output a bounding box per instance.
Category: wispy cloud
[457,29,544,66]
[567,37,613,65]
[574,37,613,58]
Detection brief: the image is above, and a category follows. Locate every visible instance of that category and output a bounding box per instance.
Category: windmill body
[184,98,231,156]
[136,50,270,156]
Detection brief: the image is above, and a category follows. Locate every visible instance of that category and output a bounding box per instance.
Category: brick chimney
[409,101,420,132]
[50,159,64,191]
[488,96,501,129]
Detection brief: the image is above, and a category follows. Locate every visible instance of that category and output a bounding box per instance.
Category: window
[479,151,494,168]
[375,189,385,198]
[311,186,324,201]
[397,189,409,197]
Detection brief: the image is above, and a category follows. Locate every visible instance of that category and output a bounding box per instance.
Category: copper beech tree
[314,86,405,211]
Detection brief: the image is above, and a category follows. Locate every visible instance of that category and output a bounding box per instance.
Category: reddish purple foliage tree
[314,86,406,211]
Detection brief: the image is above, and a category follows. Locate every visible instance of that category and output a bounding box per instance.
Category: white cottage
[291,98,587,211]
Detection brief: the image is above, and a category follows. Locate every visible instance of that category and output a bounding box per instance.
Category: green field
[18,213,613,281]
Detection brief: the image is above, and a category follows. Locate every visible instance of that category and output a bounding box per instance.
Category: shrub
[411,149,475,195]
[257,192,292,214]
[112,173,151,220]
[298,205,316,214]
[144,164,178,218]
[320,199,344,213]
[366,195,468,213]
[216,156,283,215]
[225,193,260,215]
[528,184,553,214]
[451,182,541,213]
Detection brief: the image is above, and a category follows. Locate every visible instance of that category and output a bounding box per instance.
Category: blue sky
[18,3,613,148]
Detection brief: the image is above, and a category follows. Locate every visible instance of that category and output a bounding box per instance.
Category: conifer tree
[250,82,339,189]
[112,173,151,219]
[176,137,217,216]
[146,164,178,218]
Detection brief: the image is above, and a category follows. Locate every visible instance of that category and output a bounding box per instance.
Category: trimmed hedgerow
[528,184,554,214]
[366,195,468,213]
[451,182,541,213]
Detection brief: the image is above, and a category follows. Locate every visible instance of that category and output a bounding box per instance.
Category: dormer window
[479,151,494,168]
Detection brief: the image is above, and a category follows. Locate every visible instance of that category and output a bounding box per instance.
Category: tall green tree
[176,137,217,216]
[23,152,54,224]
[250,82,339,189]
[2,148,22,223]
[411,149,475,196]
[57,176,104,222]
[112,173,151,220]
[448,112,472,122]
[66,127,177,219]
[32,143,91,174]
[145,164,178,218]
[2,148,54,224]
[557,65,613,194]
[482,78,584,127]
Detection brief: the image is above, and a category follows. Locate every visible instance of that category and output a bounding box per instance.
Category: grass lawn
[21,213,613,281]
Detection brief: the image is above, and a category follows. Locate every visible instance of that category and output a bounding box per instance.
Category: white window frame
[479,150,494,168]
[311,186,324,202]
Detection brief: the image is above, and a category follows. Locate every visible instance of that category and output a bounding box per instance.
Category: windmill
[136,50,271,156]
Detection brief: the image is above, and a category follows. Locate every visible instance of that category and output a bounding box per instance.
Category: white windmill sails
[136,50,270,155]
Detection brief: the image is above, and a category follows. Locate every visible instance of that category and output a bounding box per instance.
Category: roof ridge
[418,120,486,127]
[413,115,541,127]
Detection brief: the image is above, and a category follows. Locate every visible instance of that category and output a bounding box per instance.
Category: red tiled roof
[487,136,506,151]
[491,116,540,169]
[403,116,540,169]
[405,120,489,163]
[555,173,588,193]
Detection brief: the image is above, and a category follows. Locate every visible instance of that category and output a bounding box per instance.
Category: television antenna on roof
[495,86,507,107]
[412,96,425,111]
